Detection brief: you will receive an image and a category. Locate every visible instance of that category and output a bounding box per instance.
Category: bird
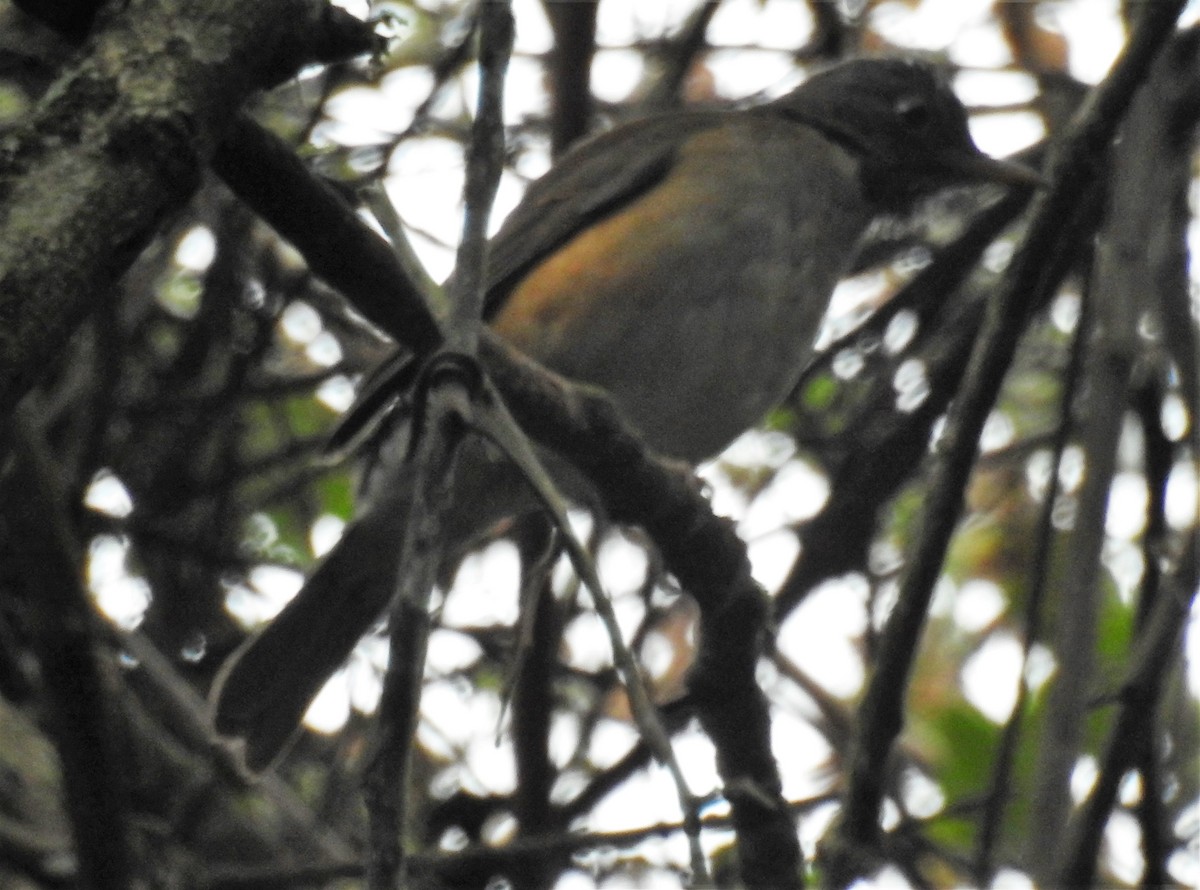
[212,57,1043,771]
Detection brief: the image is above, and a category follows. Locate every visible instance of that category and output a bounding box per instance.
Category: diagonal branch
[213,106,801,890]
[824,3,1189,885]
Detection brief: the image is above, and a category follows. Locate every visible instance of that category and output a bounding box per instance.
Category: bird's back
[489,112,873,460]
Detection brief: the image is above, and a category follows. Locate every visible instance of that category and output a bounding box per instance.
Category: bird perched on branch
[213,57,1042,770]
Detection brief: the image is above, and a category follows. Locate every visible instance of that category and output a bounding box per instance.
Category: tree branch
[0,0,377,411]
[824,4,1189,884]
[213,97,800,890]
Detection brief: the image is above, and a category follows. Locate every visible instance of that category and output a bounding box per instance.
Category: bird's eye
[895,96,931,129]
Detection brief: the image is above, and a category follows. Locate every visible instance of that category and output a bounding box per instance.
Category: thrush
[213,57,1042,770]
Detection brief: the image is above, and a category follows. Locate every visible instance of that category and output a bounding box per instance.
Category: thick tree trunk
[0,0,372,410]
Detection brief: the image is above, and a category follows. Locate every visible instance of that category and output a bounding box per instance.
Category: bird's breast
[491,120,873,461]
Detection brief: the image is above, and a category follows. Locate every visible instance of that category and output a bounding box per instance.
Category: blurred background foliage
[0,0,1197,888]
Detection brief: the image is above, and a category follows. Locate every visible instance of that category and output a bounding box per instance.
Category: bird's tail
[211,513,403,772]
[211,432,542,771]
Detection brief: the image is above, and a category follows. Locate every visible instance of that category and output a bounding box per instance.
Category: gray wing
[333,112,726,448]
[481,111,727,318]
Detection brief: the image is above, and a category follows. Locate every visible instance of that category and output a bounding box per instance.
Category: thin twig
[827,4,1188,885]
[362,5,513,887]
[972,255,1092,883]
[1056,543,1197,887]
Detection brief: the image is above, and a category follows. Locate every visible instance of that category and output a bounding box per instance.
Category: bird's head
[769,57,1044,209]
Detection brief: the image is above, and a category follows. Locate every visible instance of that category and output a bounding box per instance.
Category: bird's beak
[934,148,1048,189]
